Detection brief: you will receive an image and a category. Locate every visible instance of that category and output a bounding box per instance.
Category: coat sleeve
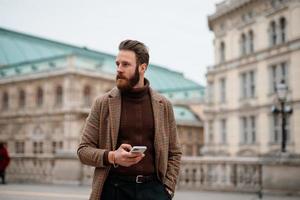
[164,101,182,194]
[77,96,107,168]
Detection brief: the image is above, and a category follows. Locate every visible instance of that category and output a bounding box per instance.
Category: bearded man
[77,39,182,200]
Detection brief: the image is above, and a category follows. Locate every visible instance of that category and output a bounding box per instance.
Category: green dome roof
[0,27,204,95]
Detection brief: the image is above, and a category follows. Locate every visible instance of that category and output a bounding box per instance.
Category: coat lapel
[108,88,121,150]
[150,88,164,174]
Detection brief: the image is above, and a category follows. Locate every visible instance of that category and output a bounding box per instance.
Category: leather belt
[108,174,157,184]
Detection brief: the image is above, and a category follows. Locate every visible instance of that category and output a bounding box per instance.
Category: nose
[117,65,123,74]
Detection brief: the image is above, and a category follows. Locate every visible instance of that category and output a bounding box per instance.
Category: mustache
[116,74,127,80]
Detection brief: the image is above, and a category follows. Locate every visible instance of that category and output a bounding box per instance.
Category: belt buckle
[136,175,143,183]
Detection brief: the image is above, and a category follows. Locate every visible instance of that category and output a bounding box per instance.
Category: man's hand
[108,144,145,167]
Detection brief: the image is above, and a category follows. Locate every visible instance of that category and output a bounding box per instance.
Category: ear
[139,63,147,73]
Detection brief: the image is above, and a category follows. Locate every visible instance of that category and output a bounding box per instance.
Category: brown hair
[118,39,149,67]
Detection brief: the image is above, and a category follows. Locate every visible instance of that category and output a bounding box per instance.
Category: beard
[116,66,140,92]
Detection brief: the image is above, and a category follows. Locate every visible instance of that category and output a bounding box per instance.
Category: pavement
[0,183,299,200]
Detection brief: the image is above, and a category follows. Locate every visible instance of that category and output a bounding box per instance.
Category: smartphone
[130,146,147,154]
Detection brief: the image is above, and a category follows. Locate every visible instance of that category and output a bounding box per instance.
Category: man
[0,142,10,184]
[77,40,182,200]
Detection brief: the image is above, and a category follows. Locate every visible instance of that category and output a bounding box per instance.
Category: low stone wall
[6,154,300,195]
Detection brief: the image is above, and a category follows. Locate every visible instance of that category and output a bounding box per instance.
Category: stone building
[0,27,204,161]
[178,1,300,194]
[203,0,300,156]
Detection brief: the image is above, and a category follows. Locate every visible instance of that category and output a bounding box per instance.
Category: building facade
[203,0,300,156]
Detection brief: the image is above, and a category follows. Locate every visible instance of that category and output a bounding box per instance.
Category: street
[0,184,299,200]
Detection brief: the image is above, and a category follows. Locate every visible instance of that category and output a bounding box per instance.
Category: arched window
[2,91,9,110]
[220,41,225,63]
[55,85,63,106]
[249,30,254,53]
[279,17,286,43]
[83,85,91,106]
[36,87,43,107]
[241,33,247,56]
[19,89,26,108]
[270,21,277,46]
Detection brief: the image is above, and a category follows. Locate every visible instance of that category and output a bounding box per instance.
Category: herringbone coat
[77,87,182,200]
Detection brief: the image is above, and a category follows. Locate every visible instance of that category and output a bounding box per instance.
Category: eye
[123,62,131,67]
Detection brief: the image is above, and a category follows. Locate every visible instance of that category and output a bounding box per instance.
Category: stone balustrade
[7,155,55,183]
[6,154,300,195]
[178,156,262,192]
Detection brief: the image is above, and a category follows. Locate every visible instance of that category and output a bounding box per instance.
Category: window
[220,78,226,103]
[55,85,63,106]
[270,62,288,93]
[241,33,247,56]
[249,30,254,53]
[250,116,256,143]
[52,141,56,154]
[36,87,43,107]
[52,141,63,154]
[208,120,214,143]
[241,73,247,98]
[271,115,290,143]
[33,141,43,154]
[220,41,225,63]
[15,141,25,154]
[270,21,277,46]
[83,85,91,107]
[186,145,193,156]
[240,70,256,99]
[279,17,286,43]
[269,17,287,46]
[220,119,227,144]
[240,30,254,56]
[240,116,256,144]
[1,91,9,110]
[19,89,26,108]
[250,71,255,97]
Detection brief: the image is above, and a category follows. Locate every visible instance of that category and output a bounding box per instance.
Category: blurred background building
[203,0,300,156]
[179,0,300,194]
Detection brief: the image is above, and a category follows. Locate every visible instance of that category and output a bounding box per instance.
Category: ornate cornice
[208,0,253,30]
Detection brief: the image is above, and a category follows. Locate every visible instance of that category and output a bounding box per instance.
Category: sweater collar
[121,78,150,99]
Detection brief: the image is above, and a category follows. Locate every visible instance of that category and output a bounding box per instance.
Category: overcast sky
[0,0,222,85]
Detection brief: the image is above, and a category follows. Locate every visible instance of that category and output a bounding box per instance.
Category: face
[115,50,140,91]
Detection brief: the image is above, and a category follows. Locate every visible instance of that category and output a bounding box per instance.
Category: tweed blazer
[77,87,182,200]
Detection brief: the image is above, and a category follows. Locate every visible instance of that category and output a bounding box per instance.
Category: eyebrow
[115,60,131,65]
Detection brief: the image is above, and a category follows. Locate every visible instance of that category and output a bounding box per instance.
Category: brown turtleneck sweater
[104,79,155,176]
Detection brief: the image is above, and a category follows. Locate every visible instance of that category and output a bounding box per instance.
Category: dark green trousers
[101,176,171,200]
